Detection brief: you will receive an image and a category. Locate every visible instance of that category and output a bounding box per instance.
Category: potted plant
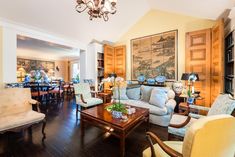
[104,76,127,118]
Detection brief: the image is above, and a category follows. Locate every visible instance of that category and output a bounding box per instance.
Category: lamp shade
[181,73,190,80]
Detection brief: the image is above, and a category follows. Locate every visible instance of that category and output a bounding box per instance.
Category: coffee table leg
[120,133,125,157]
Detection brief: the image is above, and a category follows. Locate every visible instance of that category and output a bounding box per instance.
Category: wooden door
[114,46,126,79]
[104,44,115,78]
[211,19,224,104]
[186,29,211,107]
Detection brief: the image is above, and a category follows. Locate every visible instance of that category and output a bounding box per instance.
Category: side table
[98,92,112,104]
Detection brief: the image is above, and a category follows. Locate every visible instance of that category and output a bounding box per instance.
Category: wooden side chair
[168,94,235,139]
[143,115,235,157]
[74,83,103,115]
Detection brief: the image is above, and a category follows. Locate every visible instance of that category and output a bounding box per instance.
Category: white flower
[115,77,124,82]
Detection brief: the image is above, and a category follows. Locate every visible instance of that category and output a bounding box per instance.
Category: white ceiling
[17,36,80,60]
[0,0,234,45]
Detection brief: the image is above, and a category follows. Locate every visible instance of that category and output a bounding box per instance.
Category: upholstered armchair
[143,115,235,157]
[168,94,235,139]
[0,88,46,138]
[74,83,103,114]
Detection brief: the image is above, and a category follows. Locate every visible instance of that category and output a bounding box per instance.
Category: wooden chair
[143,115,235,157]
[0,88,46,139]
[168,94,235,139]
[48,80,64,103]
[24,82,48,103]
[74,83,103,116]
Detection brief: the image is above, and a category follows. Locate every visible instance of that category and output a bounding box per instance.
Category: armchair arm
[90,91,99,98]
[169,115,191,128]
[189,104,210,111]
[29,99,41,113]
[75,94,87,104]
[189,113,205,119]
[146,132,183,157]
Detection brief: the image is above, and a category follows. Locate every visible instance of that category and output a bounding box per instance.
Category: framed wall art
[131,30,178,81]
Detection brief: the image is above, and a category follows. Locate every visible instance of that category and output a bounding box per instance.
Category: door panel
[186,29,211,107]
[104,44,115,78]
[114,46,126,79]
[211,19,224,104]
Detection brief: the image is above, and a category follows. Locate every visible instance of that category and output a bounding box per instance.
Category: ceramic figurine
[172,81,184,95]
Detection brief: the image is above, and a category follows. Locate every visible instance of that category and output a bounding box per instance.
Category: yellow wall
[116,9,215,80]
[55,60,69,82]
[0,27,3,88]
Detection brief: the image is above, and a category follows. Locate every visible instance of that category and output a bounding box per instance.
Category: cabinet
[104,45,126,78]
[185,28,211,107]
[211,19,224,103]
[225,30,235,96]
[185,20,224,107]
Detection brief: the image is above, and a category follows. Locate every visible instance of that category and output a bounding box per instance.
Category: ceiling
[17,35,80,60]
[0,0,234,45]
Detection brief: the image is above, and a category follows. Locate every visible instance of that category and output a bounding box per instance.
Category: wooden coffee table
[80,103,149,157]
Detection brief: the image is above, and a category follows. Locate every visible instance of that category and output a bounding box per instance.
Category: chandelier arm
[75,4,88,13]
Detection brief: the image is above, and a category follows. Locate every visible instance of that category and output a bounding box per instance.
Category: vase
[147,78,155,85]
[172,81,183,95]
[187,97,194,104]
[112,110,122,118]
[155,76,166,84]
[137,74,145,84]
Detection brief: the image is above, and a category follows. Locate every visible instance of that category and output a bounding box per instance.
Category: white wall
[0,20,86,84]
[80,42,103,90]
[2,27,17,83]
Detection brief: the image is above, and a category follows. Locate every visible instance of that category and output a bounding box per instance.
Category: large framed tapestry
[131,30,178,81]
[17,58,55,74]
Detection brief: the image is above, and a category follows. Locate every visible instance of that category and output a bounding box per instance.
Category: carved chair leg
[42,119,46,140]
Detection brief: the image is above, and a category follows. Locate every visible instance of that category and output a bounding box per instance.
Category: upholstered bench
[0,88,46,137]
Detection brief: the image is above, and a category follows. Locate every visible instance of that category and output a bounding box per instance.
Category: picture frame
[131,30,178,81]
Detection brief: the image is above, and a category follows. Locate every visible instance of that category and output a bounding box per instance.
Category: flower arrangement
[103,76,127,118]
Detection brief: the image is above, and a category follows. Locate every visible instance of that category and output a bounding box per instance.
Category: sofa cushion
[120,99,168,116]
[140,86,153,102]
[149,88,168,108]
[168,114,197,137]
[112,87,129,100]
[0,110,45,132]
[126,87,141,100]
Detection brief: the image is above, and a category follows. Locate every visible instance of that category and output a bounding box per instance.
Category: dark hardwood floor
[0,95,169,157]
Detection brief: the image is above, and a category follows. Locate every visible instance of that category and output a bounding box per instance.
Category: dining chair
[24,82,48,103]
[49,80,64,103]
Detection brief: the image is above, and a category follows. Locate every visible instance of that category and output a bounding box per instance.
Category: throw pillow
[126,87,141,100]
[140,85,153,102]
[112,87,129,100]
[149,88,168,108]
[167,90,175,99]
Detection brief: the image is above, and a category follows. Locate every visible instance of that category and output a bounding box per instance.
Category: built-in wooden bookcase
[225,30,234,96]
[97,52,104,85]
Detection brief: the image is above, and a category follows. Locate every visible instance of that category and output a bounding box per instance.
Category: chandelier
[75,0,117,21]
